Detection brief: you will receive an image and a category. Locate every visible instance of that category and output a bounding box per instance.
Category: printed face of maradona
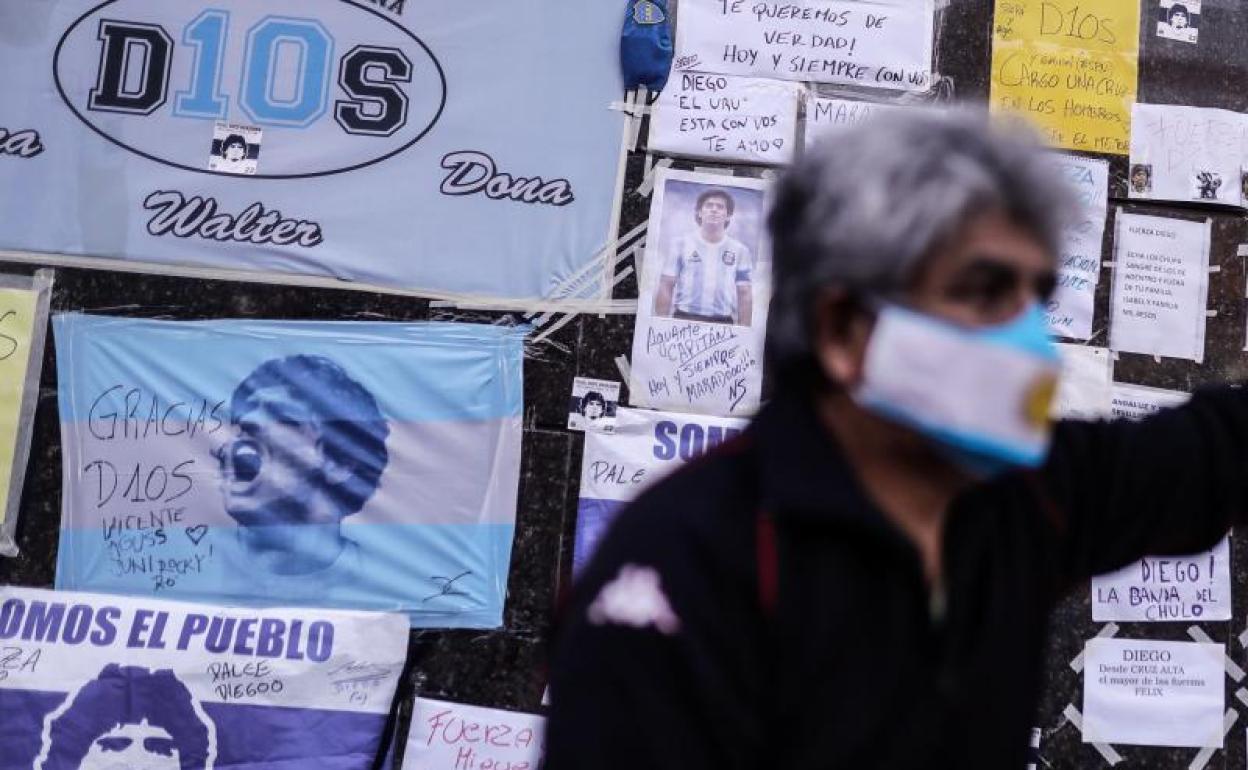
[79,720,181,770]
[220,384,326,528]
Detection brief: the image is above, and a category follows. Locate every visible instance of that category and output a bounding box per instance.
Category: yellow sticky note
[990,0,1140,155]
[0,288,39,508]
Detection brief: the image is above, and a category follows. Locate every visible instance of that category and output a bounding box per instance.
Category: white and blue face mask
[853,302,1061,477]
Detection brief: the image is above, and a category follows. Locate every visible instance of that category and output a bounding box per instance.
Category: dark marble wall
[4,2,1248,768]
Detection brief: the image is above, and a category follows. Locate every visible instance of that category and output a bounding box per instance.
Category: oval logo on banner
[54,0,446,179]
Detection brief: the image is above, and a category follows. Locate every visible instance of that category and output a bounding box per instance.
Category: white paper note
[1129,103,1248,207]
[673,0,935,90]
[1053,344,1113,419]
[802,96,906,151]
[1092,536,1230,622]
[1083,638,1224,748]
[650,73,801,165]
[1109,213,1210,362]
[403,697,545,770]
[1110,382,1190,420]
[630,167,770,417]
[1046,155,1109,340]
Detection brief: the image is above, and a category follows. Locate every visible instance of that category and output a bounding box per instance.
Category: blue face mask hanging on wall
[620,0,673,92]
[853,302,1062,477]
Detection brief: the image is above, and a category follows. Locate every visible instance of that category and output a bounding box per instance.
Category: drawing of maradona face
[216,355,389,573]
[38,664,215,770]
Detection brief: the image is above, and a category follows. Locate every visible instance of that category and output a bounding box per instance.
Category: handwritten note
[1092,536,1230,622]
[1109,213,1209,362]
[1083,638,1224,748]
[674,0,934,90]
[803,96,906,151]
[990,0,1140,154]
[0,282,43,556]
[650,73,800,165]
[1052,344,1112,419]
[575,407,746,571]
[1110,382,1189,420]
[403,697,545,770]
[1130,103,1248,206]
[1046,155,1108,340]
[630,167,770,417]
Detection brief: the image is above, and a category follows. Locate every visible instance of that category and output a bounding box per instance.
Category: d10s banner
[54,315,525,629]
[0,586,408,770]
[574,407,747,573]
[0,1,623,300]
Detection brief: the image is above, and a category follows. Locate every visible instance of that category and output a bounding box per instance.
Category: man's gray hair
[766,108,1075,386]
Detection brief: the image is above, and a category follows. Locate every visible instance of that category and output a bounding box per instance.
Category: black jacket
[544,388,1248,768]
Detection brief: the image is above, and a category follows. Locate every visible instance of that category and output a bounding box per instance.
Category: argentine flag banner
[53,315,525,629]
[0,585,408,770]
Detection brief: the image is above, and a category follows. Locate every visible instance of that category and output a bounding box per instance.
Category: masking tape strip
[531,268,639,344]
[486,222,646,319]
[1069,623,1119,673]
[1236,621,1248,649]
[1061,705,1123,765]
[1102,261,1116,268]
[1236,688,1248,709]
[693,166,735,176]
[1187,709,1237,770]
[1186,626,1245,681]
[614,355,632,383]
[1209,265,1221,273]
[1206,309,1218,317]
[531,238,643,321]
[1238,244,1248,257]
[638,157,675,197]
[534,266,636,327]
[626,86,648,153]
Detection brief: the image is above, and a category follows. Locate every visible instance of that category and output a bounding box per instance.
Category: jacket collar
[747,392,897,536]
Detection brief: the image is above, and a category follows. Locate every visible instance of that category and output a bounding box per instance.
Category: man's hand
[655,275,677,316]
[736,283,752,326]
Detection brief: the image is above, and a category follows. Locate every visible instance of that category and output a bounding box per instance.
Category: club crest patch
[633,0,666,24]
[721,250,737,266]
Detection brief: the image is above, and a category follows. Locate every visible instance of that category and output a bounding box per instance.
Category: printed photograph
[1129,163,1153,195]
[1192,169,1222,201]
[646,176,767,327]
[1157,0,1199,44]
[567,377,621,433]
[208,121,262,175]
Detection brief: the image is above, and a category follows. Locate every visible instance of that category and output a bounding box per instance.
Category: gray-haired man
[545,110,1248,767]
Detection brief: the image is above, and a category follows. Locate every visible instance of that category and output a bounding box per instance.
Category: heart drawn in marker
[185,525,209,546]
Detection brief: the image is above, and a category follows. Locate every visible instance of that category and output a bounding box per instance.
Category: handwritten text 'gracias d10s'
[53,0,446,178]
[0,596,335,661]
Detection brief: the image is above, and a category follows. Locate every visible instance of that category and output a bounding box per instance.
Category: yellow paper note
[990,0,1140,155]
[0,288,39,508]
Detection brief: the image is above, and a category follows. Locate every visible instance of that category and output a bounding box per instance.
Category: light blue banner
[55,315,526,628]
[0,1,623,300]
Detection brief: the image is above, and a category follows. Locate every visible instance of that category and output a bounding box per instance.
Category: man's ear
[317,441,354,488]
[812,288,873,389]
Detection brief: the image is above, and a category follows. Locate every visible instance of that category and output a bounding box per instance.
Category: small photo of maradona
[568,377,621,433]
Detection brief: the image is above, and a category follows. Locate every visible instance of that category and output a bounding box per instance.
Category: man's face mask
[853,301,1060,477]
